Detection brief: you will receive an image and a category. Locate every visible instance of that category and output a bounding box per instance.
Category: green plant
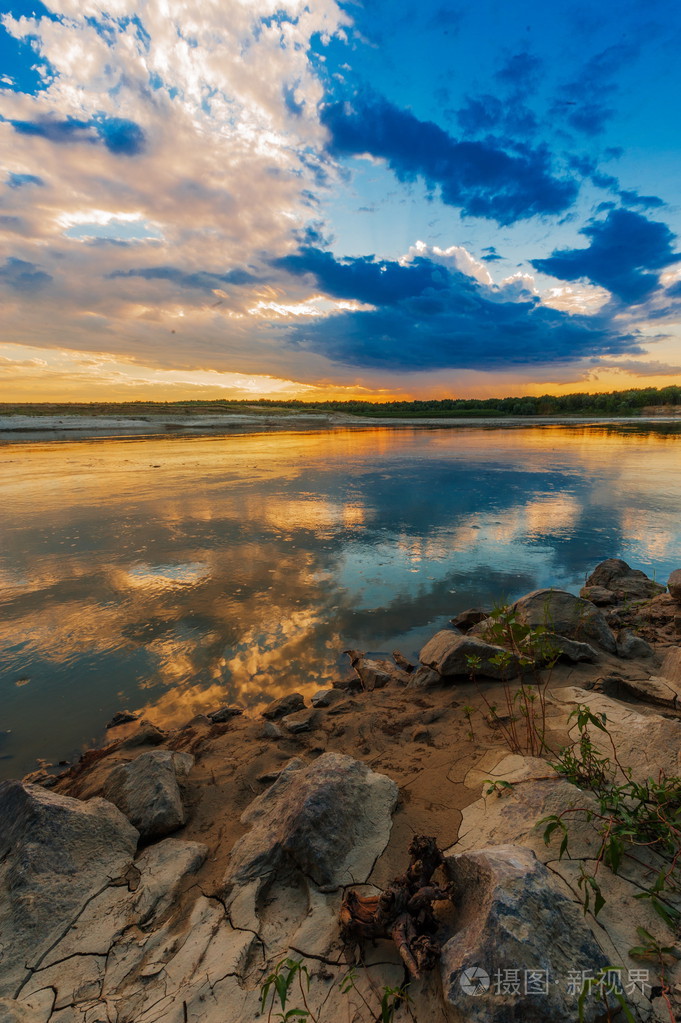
[483,778,513,796]
[462,703,476,739]
[339,968,411,1023]
[260,958,316,1023]
[577,967,637,1023]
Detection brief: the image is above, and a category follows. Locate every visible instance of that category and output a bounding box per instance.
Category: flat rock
[207,706,243,723]
[661,646,681,682]
[512,588,617,653]
[282,708,318,733]
[585,558,666,600]
[262,692,305,719]
[668,569,681,602]
[106,710,139,729]
[119,720,166,748]
[345,650,412,689]
[580,585,617,606]
[310,688,346,708]
[0,781,138,997]
[103,750,194,840]
[442,845,610,1022]
[615,675,681,709]
[419,631,519,680]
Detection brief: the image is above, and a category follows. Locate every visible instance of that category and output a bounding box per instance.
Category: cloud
[320,93,578,225]
[110,265,258,291]
[276,247,644,371]
[553,42,640,136]
[8,115,146,155]
[7,172,44,188]
[532,209,681,303]
[0,256,52,292]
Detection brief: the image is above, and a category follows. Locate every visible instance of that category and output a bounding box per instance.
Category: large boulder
[419,631,519,680]
[584,559,666,601]
[512,588,617,653]
[442,845,610,1022]
[225,752,398,891]
[0,781,138,997]
[345,650,412,689]
[262,692,305,719]
[103,749,194,840]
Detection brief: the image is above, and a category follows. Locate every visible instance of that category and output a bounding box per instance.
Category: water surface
[1,423,680,777]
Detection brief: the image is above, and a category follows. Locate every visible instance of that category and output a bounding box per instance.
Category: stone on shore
[616,628,654,659]
[282,707,318,733]
[584,558,666,600]
[207,705,243,723]
[310,688,346,707]
[441,845,610,1023]
[419,631,519,680]
[668,569,681,602]
[262,692,305,719]
[512,588,617,652]
[103,749,194,840]
[345,649,412,689]
[451,608,489,632]
[0,780,138,997]
[580,584,617,606]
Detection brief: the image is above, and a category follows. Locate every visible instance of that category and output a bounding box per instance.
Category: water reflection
[1,423,681,777]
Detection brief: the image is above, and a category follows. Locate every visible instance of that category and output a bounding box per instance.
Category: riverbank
[2,560,681,1022]
[2,407,681,443]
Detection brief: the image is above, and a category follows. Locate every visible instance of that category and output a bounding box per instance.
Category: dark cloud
[495,52,543,89]
[109,265,257,290]
[276,247,643,371]
[619,189,665,210]
[0,257,52,292]
[553,43,638,136]
[320,94,578,225]
[7,115,146,155]
[532,209,680,303]
[7,172,44,188]
[455,94,538,137]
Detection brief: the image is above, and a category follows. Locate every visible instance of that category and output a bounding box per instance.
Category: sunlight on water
[1,422,680,777]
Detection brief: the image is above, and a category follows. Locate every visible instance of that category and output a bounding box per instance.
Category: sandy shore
[1,410,680,443]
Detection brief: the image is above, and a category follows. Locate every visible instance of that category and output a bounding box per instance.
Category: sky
[1,0,681,402]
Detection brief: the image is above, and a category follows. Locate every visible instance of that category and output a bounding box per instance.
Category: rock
[441,845,610,1023]
[616,628,654,659]
[282,708,318,733]
[419,631,519,680]
[345,650,412,689]
[21,768,57,787]
[310,688,346,708]
[260,720,283,739]
[0,999,37,1023]
[262,692,305,719]
[411,725,433,744]
[585,558,666,600]
[668,569,681,601]
[451,608,489,632]
[225,752,398,890]
[207,705,243,723]
[579,584,617,606]
[512,588,617,653]
[119,719,166,748]
[661,646,681,682]
[0,781,138,997]
[614,675,681,709]
[534,631,598,664]
[103,750,194,840]
[407,665,442,689]
[106,710,139,728]
[549,686,681,781]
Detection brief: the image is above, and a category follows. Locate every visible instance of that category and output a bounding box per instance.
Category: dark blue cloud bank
[532,210,681,303]
[273,247,645,371]
[0,258,52,292]
[7,115,145,155]
[320,94,577,226]
[110,266,258,290]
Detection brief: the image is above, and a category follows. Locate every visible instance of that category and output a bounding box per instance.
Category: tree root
[339,835,452,980]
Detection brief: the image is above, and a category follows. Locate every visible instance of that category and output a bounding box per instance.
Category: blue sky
[1,0,680,400]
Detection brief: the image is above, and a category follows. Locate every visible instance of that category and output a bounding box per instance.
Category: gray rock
[225,752,398,890]
[103,750,194,840]
[512,588,617,653]
[441,845,610,1023]
[208,705,243,723]
[310,688,346,708]
[579,585,616,606]
[535,631,598,664]
[615,675,681,709]
[668,569,681,602]
[451,608,489,632]
[407,665,442,689]
[260,720,283,739]
[345,650,412,689]
[0,781,138,997]
[585,558,666,600]
[119,719,166,748]
[616,629,654,659]
[282,708,318,733]
[106,710,139,729]
[262,693,305,720]
[419,631,519,680]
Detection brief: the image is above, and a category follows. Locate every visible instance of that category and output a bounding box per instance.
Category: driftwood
[339,835,452,979]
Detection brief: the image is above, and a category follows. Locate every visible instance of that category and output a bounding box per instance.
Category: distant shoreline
[2,411,681,443]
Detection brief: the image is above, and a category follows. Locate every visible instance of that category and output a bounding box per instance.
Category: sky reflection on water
[1,423,680,777]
